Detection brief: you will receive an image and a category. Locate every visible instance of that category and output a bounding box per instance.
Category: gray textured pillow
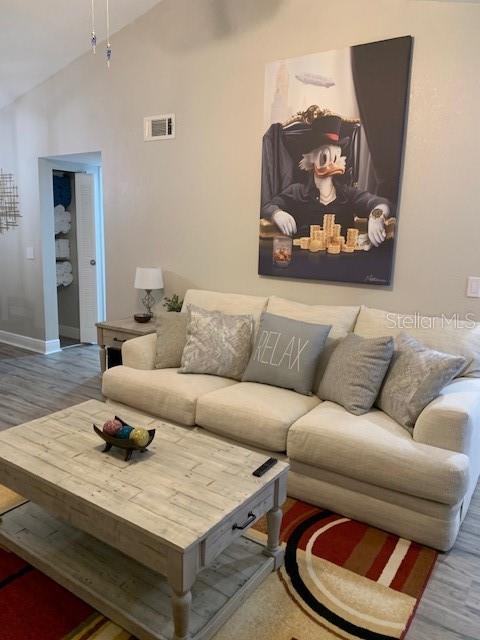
[179,305,253,380]
[242,313,331,395]
[377,333,467,432]
[318,333,394,415]
[154,312,188,369]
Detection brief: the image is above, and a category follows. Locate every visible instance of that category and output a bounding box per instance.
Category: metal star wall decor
[0,169,20,233]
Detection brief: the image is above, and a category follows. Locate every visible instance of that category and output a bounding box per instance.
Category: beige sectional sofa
[102,289,480,551]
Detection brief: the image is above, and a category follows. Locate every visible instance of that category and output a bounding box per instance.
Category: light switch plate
[26,247,35,260]
[467,276,480,298]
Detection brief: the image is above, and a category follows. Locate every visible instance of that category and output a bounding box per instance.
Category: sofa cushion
[287,401,469,505]
[266,296,359,339]
[196,382,320,451]
[354,305,480,377]
[102,366,236,426]
[182,289,267,329]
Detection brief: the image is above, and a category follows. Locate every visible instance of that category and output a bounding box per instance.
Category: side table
[96,318,155,373]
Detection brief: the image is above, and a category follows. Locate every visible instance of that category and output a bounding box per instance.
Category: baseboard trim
[0,330,61,355]
[59,324,80,340]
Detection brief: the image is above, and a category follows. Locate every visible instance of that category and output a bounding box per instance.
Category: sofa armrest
[414,378,480,454]
[121,333,156,370]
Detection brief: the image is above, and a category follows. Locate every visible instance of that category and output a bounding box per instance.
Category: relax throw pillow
[154,312,188,369]
[179,305,253,380]
[242,312,331,395]
[318,333,394,415]
[377,333,467,432]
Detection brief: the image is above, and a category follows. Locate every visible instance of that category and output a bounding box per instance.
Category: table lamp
[134,267,164,322]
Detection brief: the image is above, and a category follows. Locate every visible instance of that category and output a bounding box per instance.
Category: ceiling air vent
[144,114,175,141]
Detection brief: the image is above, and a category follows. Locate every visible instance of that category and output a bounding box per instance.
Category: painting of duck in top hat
[258,36,412,286]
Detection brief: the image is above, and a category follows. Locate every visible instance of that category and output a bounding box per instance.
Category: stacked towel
[55,238,70,259]
[54,205,71,235]
[56,261,73,287]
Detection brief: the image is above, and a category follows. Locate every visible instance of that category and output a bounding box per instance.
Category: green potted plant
[162,294,183,312]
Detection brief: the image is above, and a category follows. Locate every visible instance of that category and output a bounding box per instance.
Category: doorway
[39,153,106,350]
[53,169,80,348]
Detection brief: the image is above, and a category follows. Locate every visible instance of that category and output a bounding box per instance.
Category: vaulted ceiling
[0,0,162,110]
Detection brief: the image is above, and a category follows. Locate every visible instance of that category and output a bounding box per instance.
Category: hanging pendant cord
[106,0,112,67]
[90,0,96,53]
[106,0,109,42]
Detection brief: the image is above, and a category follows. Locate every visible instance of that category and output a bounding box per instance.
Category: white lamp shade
[134,267,164,290]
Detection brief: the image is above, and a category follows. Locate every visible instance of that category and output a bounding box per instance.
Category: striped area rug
[248,498,438,640]
[0,491,437,640]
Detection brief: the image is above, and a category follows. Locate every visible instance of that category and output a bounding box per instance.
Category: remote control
[252,457,278,477]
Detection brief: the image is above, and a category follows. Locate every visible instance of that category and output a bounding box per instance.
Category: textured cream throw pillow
[179,305,253,380]
[377,333,467,432]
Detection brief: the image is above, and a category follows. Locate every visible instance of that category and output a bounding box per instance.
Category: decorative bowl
[134,313,152,323]
[93,415,155,461]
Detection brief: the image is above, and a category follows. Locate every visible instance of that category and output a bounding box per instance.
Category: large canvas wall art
[258,36,412,286]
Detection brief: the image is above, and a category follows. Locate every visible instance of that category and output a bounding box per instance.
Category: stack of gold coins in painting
[323,214,335,241]
[346,228,359,251]
[300,236,311,249]
[346,228,359,245]
[327,242,341,254]
[311,228,326,250]
[292,212,395,256]
[309,239,324,252]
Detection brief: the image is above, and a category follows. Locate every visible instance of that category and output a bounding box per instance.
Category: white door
[75,173,98,343]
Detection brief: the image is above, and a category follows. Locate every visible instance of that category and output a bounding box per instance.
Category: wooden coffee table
[0,400,289,640]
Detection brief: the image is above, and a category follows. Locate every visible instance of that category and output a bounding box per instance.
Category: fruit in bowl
[129,428,150,448]
[94,416,156,461]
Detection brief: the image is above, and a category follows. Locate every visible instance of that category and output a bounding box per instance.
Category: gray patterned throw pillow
[179,305,253,380]
[242,313,331,395]
[377,333,467,432]
[317,333,394,415]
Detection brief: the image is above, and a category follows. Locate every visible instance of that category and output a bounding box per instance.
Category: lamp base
[134,313,152,323]
[141,289,156,317]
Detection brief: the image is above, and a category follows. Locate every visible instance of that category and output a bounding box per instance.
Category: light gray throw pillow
[318,333,394,415]
[154,312,188,369]
[377,333,467,432]
[179,305,253,380]
[242,312,331,395]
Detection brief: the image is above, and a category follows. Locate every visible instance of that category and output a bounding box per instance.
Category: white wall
[0,0,479,341]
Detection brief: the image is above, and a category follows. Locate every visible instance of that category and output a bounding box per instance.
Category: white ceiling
[0,0,162,110]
